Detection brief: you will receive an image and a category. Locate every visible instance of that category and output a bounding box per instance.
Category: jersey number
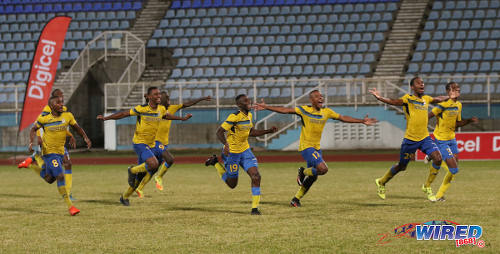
[52,159,59,167]
[311,151,321,160]
[230,164,238,172]
[403,153,412,160]
[446,148,453,156]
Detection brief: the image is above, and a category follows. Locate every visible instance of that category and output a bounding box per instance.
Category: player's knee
[63,160,72,169]
[45,175,56,184]
[318,167,328,175]
[147,160,159,170]
[396,164,407,172]
[56,174,65,182]
[165,157,174,166]
[250,172,261,183]
[227,179,238,189]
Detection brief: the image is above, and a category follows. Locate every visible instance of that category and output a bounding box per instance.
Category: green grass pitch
[0,161,498,253]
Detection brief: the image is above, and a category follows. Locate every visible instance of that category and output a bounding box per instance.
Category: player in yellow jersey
[96,87,192,206]
[254,90,377,207]
[205,94,277,215]
[369,77,450,201]
[29,96,91,215]
[134,92,211,198]
[424,82,478,201]
[18,89,78,200]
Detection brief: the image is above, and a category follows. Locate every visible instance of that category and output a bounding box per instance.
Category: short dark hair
[51,89,62,97]
[161,91,169,97]
[309,89,320,96]
[446,82,458,91]
[410,77,420,86]
[235,94,246,103]
[147,86,159,95]
[48,95,61,104]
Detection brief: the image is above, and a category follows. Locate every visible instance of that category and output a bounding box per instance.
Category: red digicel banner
[416,132,500,160]
[18,16,71,132]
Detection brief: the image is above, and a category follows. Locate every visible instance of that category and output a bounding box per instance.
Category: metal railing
[54,31,145,102]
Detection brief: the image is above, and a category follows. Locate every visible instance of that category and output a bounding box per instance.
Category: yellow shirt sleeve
[457,103,462,121]
[130,106,140,116]
[221,114,237,131]
[35,115,44,128]
[295,106,303,115]
[327,108,340,120]
[423,95,434,104]
[67,112,77,125]
[400,94,409,104]
[432,104,443,116]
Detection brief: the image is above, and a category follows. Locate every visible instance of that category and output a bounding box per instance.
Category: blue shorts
[301,147,324,168]
[400,136,440,165]
[224,148,258,178]
[42,153,64,178]
[133,143,155,165]
[151,141,168,163]
[434,138,459,160]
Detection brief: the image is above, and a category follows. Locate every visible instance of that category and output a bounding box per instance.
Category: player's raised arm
[456,117,479,127]
[216,126,230,156]
[70,123,92,149]
[249,126,278,137]
[254,99,296,114]
[368,88,404,106]
[181,96,211,109]
[338,114,378,126]
[96,110,131,121]
[163,113,192,121]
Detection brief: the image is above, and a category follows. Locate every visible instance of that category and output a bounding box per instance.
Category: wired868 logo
[377,220,486,248]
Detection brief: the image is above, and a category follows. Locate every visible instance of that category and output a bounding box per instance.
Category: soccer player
[254,90,377,207]
[205,94,277,215]
[18,89,77,200]
[134,92,211,198]
[424,82,478,201]
[96,87,192,206]
[369,76,449,201]
[28,95,91,215]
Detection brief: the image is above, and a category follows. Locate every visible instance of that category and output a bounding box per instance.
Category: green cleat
[422,184,436,201]
[375,178,386,200]
[154,176,164,191]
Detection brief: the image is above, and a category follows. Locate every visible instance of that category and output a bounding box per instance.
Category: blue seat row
[408,61,500,73]
[415,40,496,51]
[1,0,129,4]
[412,51,500,62]
[0,1,142,14]
[433,0,500,10]
[420,30,500,41]
[428,9,499,20]
[425,20,500,30]
[170,0,399,9]
[0,10,136,23]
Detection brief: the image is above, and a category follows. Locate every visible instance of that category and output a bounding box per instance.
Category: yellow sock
[436,171,455,199]
[424,164,440,187]
[214,162,225,178]
[34,154,44,167]
[136,173,152,192]
[158,163,169,178]
[130,163,147,174]
[28,164,42,174]
[251,195,261,209]
[303,167,316,176]
[64,170,72,195]
[57,185,73,208]
[379,168,395,185]
[295,186,306,200]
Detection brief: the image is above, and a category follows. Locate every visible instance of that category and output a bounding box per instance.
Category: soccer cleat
[251,208,261,215]
[375,178,386,200]
[290,197,301,207]
[68,206,80,216]
[437,196,446,202]
[205,154,218,166]
[297,167,306,186]
[154,176,164,191]
[424,155,431,164]
[120,195,130,206]
[17,157,33,168]
[127,166,136,188]
[135,189,144,199]
[421,184,436,201]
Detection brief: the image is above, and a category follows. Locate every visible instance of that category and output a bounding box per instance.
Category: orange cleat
[69,206,80,216]
[18,157,33,168]
[135,189,144,198]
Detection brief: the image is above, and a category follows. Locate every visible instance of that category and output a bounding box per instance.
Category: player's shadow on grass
[386,194,423,200]
[236,200,287,206]
[0,207,53,214]
[79,199,121,206]
[167,206,249,215]
[5,193,44,198]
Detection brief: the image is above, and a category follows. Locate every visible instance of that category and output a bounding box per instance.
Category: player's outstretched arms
[456,117,479,127]
[28,125,41,153]
[254,99,296,114]
[216,127,229,156]
[96,110,131,121]
[338,114,378,126]
[163,113,192,121]
[368,88,404,106]
[249,126,278,137]
[71,123,92,149]
[431,95,450,104]
[182,96,211,109]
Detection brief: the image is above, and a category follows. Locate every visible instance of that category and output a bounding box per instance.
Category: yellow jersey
[432,99,462,141]
[220,111,253,153]
[37,105,68,137]
[129,104,167,146]
[401,94,434,141]
[295,106,340,151]
[155,104,183,145]
[35,112,77,155]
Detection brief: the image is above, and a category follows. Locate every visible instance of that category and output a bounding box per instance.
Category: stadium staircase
[373,0,430,80]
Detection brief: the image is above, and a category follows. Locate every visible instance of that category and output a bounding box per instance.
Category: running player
[205,94,277,215]
[134,92,211,198]
[96,87,192,206]
[254,89,377,207]
[424,82,478,201]
[18,89,77,200]
[369,77,449,201]
[28,95,91,215]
